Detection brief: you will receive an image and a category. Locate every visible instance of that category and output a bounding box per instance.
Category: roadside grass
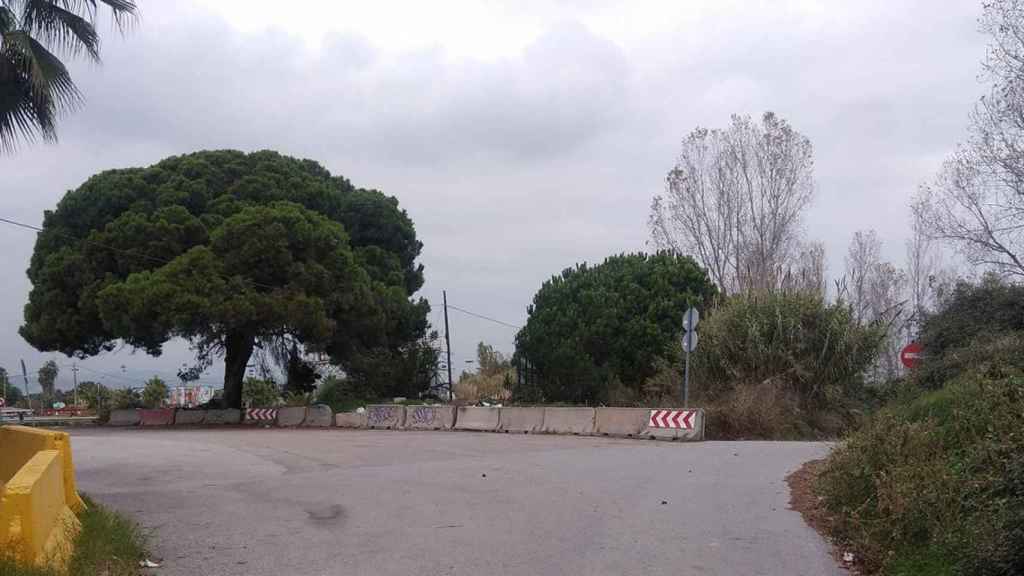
[0,495,148,576]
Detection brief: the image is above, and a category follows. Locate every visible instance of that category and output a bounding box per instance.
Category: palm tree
[0,0,137,153]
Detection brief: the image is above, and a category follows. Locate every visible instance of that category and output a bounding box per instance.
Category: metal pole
[443,290,453,401]
[683,342,690,408]
[72,363,79,407]
[20,359,30,411]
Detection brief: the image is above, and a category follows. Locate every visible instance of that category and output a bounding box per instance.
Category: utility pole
[20,359,30,411]
[72,363,80,407]
[443,290,453,401]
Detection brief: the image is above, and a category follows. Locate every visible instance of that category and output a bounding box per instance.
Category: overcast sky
[0,0,988,393]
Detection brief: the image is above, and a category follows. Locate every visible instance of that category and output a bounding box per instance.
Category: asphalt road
[70,428,841,576]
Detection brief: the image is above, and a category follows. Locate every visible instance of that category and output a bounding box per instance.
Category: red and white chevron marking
[247,408,278,421]
[648,409,696,430]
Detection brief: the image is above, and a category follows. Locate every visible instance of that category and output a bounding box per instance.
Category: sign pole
[683,341,690,408]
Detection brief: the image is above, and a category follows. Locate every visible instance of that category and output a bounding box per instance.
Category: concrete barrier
[642,409,706,441]
[498,407,545,433]
[595,407,650,437]
[541,407,596,435]
[244,408,277,424]
[0,426,84,570]
[455,406,501,431]
[334,412,367,428]
[303,405,333,427]
[108,409,140,426]
[403,405,456,430]
[276,406,307,427]
[205,409,241,425]
[139,408,175,427]
[366,405,404,429]
[173,410,206,425]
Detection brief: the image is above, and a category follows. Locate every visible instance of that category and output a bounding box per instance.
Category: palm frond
[0,65,56,152]
[21,0,99,60]
[2,29,80,108]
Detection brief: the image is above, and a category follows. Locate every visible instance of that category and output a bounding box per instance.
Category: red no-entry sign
[900,342,923,369]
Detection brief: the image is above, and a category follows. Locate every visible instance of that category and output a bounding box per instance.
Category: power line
[445,303,521,330]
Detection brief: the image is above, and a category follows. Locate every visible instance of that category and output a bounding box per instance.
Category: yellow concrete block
[0,426,85,513]
[2,450,81,569]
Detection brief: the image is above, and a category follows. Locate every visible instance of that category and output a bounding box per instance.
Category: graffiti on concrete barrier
[368,406,395,426]
[410,407,435,425]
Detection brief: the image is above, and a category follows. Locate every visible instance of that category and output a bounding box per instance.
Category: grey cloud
[0,1,994,384]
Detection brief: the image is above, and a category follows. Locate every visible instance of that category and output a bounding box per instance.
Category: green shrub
[314,376,367,412]
[243,378,281,408]
[514,252,717,404]
[140,377,168,409]
[915,274,1024,388]
[109,388,141,410]
[818,374,1024,575]
[693,291,883,407]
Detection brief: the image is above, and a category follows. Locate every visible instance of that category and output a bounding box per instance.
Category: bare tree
[840,230,908,381]
[844,230,884,323]
[650,112,816,294]
[915,1,1024,277]
[780,241,827,296]
[905,213,943,334]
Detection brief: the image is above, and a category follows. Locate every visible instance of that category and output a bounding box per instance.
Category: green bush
[693,291,883,407]
[514,252,716,404]
[314,376,364,412]
[243,378,281,408]
[109,388,141,410]
[915,274,1024,388]
[818,371,1024,575]
[140,377,168,409]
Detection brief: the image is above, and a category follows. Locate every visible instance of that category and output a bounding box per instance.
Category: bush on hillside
[915,274,1024,388]
[818,352,1024,574]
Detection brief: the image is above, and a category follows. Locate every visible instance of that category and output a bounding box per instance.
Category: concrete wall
[455,406,501,431]
[205,409,241,425]
[108,409,140,426]
[174,410,206,425]
[0,426,84,570]
[276,406,307,427]
[541,407,596,435]
[498,407,544,433]
[595,408,650,437]
[335,412,367,428]
[366,405,404,429]
[139,408,175,426]
[303,405,333,427]
[403,405,456,430]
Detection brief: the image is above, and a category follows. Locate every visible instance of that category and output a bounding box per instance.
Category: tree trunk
[222,331,254,410]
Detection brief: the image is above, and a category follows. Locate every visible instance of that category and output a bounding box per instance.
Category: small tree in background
[455,342,514,402]
[77,381,110,410]
[37,359,58,404]
[110,388,141,410]
[141,376,168,409]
